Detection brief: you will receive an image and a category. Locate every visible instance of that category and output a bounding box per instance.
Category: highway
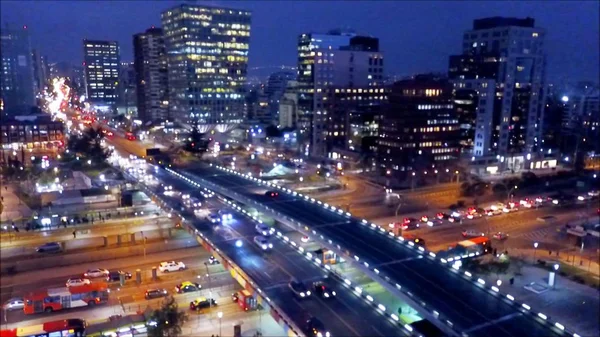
[181,164,567,337]
[152,167,408,337]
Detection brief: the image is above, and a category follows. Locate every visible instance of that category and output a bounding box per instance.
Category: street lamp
[533,242,539,261]
[496,279,502,287]
[217,311,223,336]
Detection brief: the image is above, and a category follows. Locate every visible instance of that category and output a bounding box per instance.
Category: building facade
[31,49,50,95]
[161,4,251,128]
[83,39,121,108]
[378,75,460,173]
[265,70,296,124]
[134,27,169,124]
[279,80,299,128]
[297,30,384,156]
[448,17,547,173]
[1,114,64,150]
[1,25,36,116]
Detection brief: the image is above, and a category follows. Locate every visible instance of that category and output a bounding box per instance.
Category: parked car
[106,270,132,282]
[66,278,91,287]
[189,297,217,310]
[145,288,168,299]
[175,281,201,293]
[158,261,186,272]
[84,268,109,278]
[3,298,24,311]
[36,242,62,253]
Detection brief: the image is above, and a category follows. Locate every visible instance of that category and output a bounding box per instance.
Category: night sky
[2,1,598,83]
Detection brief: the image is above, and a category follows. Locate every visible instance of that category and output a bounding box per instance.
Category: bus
[456,236,492,255]
[23,282,109,314]
[1,318,86,337]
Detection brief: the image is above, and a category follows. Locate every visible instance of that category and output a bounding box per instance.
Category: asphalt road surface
[180,164,566,337]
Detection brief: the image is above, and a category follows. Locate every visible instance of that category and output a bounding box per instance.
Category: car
[36,242,62,253]
[145,288,168,299]
[254,235,273,250]
[301,235,310,243]
[420,215,429,223]
[306,317,330,337]
[403,217,417,224]
[158,261,186,273]
[175,281,201,293]
[66,278,91,287]
[265,190,279,197]
[402,222,420,231]
[588,190,599,197]
[218,209,233,221]
[84,268,109,278]
[490,203,506,211]
[492,232,509,240]
[426,219,443,227]
[208,256,220,265]
[462,230,485,238]
[106,270,132,282]
[289,280,311,298]
[436,212,449,220]
[3,298,24,311]
[312,281,336,299]
[189,297,218,310]
[484,209,494,216]
[206,213,221,223]
[255,223,275,236]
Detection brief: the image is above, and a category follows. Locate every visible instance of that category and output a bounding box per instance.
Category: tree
[148,296,187,337]
[65,127,111,165]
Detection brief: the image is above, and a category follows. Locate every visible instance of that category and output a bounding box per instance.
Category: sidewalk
[477,263,599,337]
[0,185,33,222]
[509,247,600,282]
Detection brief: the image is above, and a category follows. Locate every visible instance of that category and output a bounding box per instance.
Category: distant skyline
[1,1,598,83]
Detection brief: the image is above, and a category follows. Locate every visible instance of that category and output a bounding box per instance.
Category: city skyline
[1,0,598,83]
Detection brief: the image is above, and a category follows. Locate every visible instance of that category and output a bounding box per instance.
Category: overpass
[178,164,581,337]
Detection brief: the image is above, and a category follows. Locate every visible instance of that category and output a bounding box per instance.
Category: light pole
[203,262,212,313]
[533,242,539,262]
[434,169,439,184]
[395,196,404,237]
[411,172,416,191]
[217,311,223,337]
[455,170,460,184]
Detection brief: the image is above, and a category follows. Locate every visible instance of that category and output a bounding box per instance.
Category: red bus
[23,282,109,314]
[1,318,86,337]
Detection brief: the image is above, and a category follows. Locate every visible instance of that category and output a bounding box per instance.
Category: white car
[253,236,273,250]
[84,268,109,278]
[218,209,233,221]
[255,223,275,236]
[66,278,91,287]
[158,261,186,272]
[3,298,24,311]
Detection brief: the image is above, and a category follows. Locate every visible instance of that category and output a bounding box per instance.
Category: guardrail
[179,165,581,337]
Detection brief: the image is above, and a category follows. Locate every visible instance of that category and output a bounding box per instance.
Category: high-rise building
[161,4,251,127]
[32,49,50,95]
[265,70,296,123]
[297,30,384,156]
[561,83,600,165]
[117,61,136,115]
[83,39,121,109]
[134,27,169,124]
[0,25,36,116]
[378,75,460,173]
[279,81,299,129]
[448,17,547,174]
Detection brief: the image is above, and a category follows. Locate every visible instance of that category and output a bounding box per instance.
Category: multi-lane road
[153,167,408,337]
[179,164,569,337]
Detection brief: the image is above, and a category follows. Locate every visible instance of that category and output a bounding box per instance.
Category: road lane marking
[463,312,523,333]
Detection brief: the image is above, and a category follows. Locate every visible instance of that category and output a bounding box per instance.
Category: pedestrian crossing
[510,227,564,242]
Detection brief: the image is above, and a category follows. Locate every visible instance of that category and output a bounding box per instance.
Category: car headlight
[324,293,330,298]
[268,243,273,248]
[306,291,311,296]
[300,292,305,297]
[317,333,323,337]
[326,332,331,337]
[262,244,267,250]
